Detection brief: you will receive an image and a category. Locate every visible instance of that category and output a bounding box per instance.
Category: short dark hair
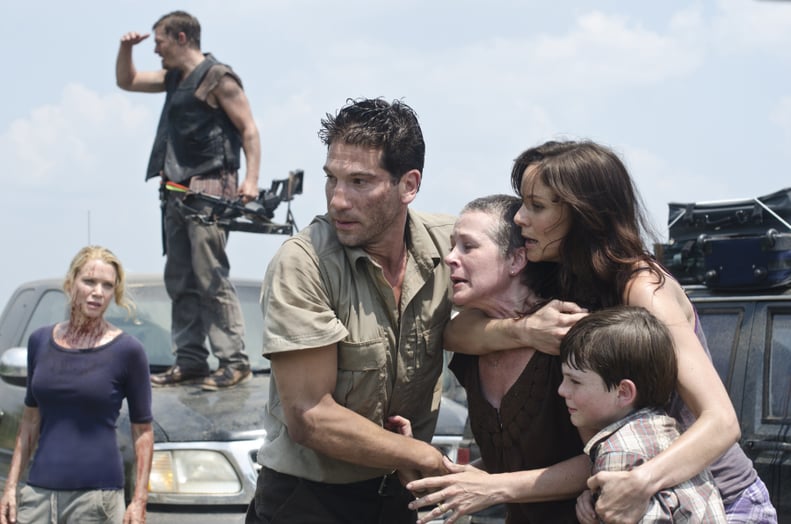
[318,98,425,185]
[461,194,558,299]
[154,11,201,49]
[460,194,522,259]
[560,305,677,408]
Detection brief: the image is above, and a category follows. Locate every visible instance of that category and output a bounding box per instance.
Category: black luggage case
[667,187,791,239]
[700,230,791,289]
[657,188,791,286]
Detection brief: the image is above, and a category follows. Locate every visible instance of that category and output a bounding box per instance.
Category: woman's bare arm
[0,407,41,524]
[407,454,590,524]
[589,271,740,523]
[444,300,587,356]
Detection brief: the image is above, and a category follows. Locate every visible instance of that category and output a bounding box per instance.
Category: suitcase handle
[678,200,791,232]
[703,209,750,227]
[699,229,790,249]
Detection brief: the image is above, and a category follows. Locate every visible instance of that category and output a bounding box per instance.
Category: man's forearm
[115,45,136,90]
[295,401,445,476]
[241,128,261,185]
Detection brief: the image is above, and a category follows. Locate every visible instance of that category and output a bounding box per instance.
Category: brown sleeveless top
[450,351,583,523]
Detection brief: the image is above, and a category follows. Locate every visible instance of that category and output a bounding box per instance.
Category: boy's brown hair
[560,305,677,408]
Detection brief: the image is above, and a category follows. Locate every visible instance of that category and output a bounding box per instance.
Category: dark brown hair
[154,11,201,49]
[319,98,425,186]
[560,305,677,408]
[510,140,661,309]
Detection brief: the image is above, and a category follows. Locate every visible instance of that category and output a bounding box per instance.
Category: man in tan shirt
[247,98,453,523]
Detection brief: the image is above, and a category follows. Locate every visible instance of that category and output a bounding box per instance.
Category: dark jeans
[163,194,248,372]
[245,467,416,524]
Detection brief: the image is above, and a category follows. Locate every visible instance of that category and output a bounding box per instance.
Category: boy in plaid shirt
[558,305,727,523]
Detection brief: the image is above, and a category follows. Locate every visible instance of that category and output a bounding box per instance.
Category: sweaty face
[558,362,622,431]
[444,211,515,311]
[70,259,117,321]
[513,166,570,263]
[153,26,178,69]
[324,142,406,250]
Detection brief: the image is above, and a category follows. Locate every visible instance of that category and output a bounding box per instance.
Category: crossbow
[166,170,304,235]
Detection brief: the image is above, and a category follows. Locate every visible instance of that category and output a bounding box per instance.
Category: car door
[0,284,67,483]
[692,297,755,411]
[744,299,791,518]
[694,295,791,520]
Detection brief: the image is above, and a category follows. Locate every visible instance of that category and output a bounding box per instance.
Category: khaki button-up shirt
[258,209,454,483]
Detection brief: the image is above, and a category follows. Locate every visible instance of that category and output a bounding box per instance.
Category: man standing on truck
[116,10,259,390]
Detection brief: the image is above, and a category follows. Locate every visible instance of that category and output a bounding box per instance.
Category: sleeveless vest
[146,54,242,182]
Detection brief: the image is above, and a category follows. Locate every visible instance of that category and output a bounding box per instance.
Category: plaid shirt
[585,407,727,523]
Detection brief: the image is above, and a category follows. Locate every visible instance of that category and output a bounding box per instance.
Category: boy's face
[558,362,625,431]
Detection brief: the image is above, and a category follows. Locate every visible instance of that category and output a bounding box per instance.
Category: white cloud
[529,11,704,92]
[0,84,154,190]
[381,7,708,113]
[771,95,791,137]
[711,0,791,52]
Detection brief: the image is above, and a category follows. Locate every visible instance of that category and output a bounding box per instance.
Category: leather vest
[146,54,242,182]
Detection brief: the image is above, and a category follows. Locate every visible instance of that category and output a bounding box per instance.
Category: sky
[2,0,791,308]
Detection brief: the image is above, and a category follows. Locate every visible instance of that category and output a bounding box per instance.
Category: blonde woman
[0,246,153,524]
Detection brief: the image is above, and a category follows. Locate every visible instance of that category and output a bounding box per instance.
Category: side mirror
[0,347,28,387]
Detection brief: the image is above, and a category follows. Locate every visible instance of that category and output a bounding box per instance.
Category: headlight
[149,450,241,494]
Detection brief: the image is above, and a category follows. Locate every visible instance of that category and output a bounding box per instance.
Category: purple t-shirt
[24,325,153,490]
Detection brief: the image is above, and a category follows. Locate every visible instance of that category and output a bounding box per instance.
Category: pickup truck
[0,275,471,523]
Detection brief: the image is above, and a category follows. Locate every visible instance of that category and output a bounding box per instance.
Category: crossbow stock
[167,170,304,235]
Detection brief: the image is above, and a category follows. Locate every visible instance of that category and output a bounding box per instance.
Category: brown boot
[201,366,252,391]
[151,365,208,387]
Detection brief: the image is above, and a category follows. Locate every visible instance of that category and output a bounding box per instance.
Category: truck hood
[150,374,270,442]
[148,373,468,442]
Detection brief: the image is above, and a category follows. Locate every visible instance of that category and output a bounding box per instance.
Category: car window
[695,307,743,387]
[103,281,270,372]
[106,284,173,367]
[20,290,68,346]
[767,311,791,421]
[236,283,268,371]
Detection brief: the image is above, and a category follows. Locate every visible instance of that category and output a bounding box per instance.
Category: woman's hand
[407,457,497,524]
[520,299,588,355]
[384,415,413,437]
[123,497,146,524]
[0,487,17,524]
[575,489,599,524]
[587,469,651,524]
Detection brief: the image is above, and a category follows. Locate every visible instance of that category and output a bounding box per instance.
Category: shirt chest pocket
[335,338,388,424]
